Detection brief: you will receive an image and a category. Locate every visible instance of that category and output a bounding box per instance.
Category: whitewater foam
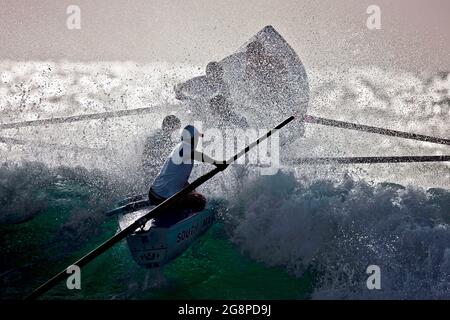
[225,171,450,299]
[1,61,449,299]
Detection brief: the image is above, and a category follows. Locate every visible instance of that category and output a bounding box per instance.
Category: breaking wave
[1,61,450,299]
[0,161,135,247]
[225,171,450,299]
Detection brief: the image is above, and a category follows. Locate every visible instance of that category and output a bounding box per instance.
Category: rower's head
[181,124,203,148]
[209,95,231,114]
[162,115,181,132]
[206,62,224,82]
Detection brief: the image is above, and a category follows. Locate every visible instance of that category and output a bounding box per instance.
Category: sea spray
[225,171,450,299]
[1,61,450,299]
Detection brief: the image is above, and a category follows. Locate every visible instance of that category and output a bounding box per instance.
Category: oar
[3,107,448,147]
[0,136,26,146]
[0,107,156,130]
[0,135,113,154]
[303,115,450,146]
[25,115,296,300]
[292,155,450,165]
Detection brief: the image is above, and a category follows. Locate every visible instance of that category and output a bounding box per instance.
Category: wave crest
[226,171,450,299]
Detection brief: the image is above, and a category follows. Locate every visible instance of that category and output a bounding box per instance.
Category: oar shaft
[303,115,450,146]
[0,135,111,153]
[226,116,295,163]
[0,136,25,145]
[25,225,132,300]
[0,107,155,130]
[293,155,450,165]
[26,115,296,300]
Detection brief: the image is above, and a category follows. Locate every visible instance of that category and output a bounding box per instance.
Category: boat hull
[118,206,215,268]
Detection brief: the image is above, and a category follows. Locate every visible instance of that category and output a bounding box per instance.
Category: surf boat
[107,26,311,269]
[113,199,216,269]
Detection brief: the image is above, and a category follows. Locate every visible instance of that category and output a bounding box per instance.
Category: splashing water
[226,172,450,299]
[1,61,449,299]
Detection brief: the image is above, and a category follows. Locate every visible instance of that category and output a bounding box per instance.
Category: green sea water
[0,180,314,300]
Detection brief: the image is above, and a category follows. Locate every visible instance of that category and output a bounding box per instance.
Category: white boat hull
[118,206,215,268]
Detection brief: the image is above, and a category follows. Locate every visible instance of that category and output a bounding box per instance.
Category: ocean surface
[0,61,449,299]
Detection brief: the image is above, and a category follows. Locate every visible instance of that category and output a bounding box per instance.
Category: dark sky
[1,0,449,73]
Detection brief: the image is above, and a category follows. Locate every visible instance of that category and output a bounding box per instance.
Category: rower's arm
[193,151,228,170]
[193,151,218,164]
[197,151,229,171]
